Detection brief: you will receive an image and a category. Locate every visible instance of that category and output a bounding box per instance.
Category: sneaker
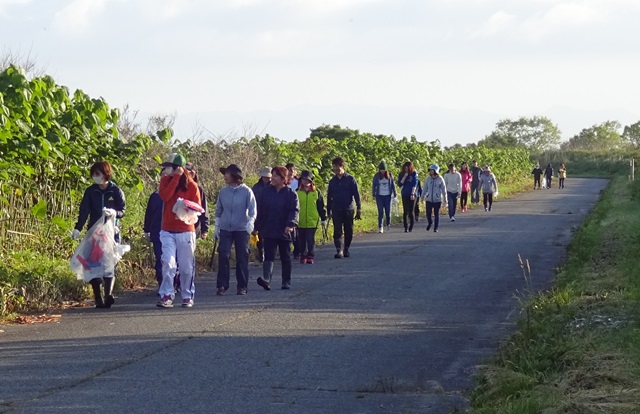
[237,287,247,295]
[488,207,492,212]
[343,251,350,258]
[281,283,291,290]
[378,226,383,233]
[299,255,306,264]
[156,295,173,308]
[451,217,455,222]
[334,252,343,259]
[434,229,438,233]
[216,287,226,296]
[306,257,314,264]
[257,277,271,291]
[182,299,194,308]
[485,207,488,212]
[426,223,432,231]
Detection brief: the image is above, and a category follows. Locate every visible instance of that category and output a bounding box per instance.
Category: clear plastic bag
[172,198,204,225]
[70,213,130,282]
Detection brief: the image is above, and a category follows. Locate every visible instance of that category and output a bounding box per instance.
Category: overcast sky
[1,0,639,147]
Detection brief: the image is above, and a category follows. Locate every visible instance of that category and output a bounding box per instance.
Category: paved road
[0,178,608,414]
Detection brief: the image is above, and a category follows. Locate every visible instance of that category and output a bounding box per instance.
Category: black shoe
[343,251,350,258]
[434,229,438,233]
[104,295,114,308]
[257,277,271,291]
[281,283,291,290]
[426,223,431,231]
[334,252,343,259]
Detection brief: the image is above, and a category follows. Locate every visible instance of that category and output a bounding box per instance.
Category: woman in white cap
[422,164,447,233]
[478,165,499,211]
[215,164,257,296]
[157,153,201,308]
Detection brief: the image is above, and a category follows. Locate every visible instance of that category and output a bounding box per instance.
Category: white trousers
[159,230,196,300]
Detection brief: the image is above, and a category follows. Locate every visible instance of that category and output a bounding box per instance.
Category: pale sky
[2,0,639,146]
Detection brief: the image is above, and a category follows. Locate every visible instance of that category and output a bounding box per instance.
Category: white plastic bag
[70,213,129,282]
[391,196,400,218]
[172,198,204,225]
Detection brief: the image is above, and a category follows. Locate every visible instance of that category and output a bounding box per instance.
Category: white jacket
[478,172,498,194]
[422,175,447,204]
[443,171,462,194]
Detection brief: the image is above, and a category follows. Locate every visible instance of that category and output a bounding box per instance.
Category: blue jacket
[143,191,163,242]
[397,171,419,197]
[255,185,299,240]
[327,172,361,213]
[372,172,397,198]
[75,182,126,231]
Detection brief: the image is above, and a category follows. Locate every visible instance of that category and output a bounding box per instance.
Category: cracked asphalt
[0,178,608,414]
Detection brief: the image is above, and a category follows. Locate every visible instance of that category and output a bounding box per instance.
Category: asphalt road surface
[0,178,608,414]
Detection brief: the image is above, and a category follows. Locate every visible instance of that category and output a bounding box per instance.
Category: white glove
[103,207,116,218]
[71,229,80,240]
[321,220,327,227]
[214,226,220,240]
[144,232,151,242]
[494,191,499,198]
[245,220,254,234]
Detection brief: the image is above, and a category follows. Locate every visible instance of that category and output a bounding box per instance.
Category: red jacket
[159,173,201,233]
[460,169,473,193]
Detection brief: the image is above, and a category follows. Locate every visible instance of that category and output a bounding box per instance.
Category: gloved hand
[103,207,116,218]
[245,220,254,234]
[494,191,499,199]
[214,226,220,240]
[144,232,151,242]
[354,209,362,220]
[71,229,80,240]
[321,220,327,227]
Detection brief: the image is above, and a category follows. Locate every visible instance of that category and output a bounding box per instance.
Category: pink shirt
[460,169,473,193]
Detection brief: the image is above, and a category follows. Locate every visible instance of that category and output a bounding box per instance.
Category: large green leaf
[30,199,47,220]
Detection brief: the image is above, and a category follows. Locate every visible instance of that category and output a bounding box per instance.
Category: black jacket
[75,182,126,231]
[531,167,543,179]
[143,191,163,243]
[255,185,299,240]
[327,172,361,213]
[195,185,209,236]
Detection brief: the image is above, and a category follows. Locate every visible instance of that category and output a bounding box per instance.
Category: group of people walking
[72,154,563,309]
[532,163,567,190]
[373,160,499,234]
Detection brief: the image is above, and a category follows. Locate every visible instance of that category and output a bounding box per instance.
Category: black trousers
[332,209,355,253]
[298,228,317,258]
[401,195,416,231]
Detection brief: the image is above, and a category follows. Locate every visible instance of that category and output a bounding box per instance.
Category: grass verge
[470,175,640,413]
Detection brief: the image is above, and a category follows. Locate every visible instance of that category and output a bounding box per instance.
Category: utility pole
[631,159,635,181]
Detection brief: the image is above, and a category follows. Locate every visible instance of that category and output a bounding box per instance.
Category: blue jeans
[426,201,441,231]
[375,195,391,228]
[447,192,458,218]
[217,230,250,290]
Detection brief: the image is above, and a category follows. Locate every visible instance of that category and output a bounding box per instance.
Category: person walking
[286,163,302,259]
[255,166,299,290]
[327,157,362,258]
[156,153,201,308]
[397,161,419,232]
[214,164,257,296]
[185,162,209,239]
[479,165,499,212]
[143,167,169,289]
[470,160,482,204]
[72,161,126,309]
[459,162,472,212]
[414,178,422,222]
[544,163,554,189]
[443,163,461,222]
[558,163,567,189]
[372,160,396,233]
[532,163,543,190]
[251,167,272,262]
[422,164,447,233]
[296,170,327,264]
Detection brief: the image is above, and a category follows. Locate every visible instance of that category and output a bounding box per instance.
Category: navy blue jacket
[143,191,163,243]
[327,172,361,213]
[75,182,126,231]
[255,185,299,240]
[397,171,419,197]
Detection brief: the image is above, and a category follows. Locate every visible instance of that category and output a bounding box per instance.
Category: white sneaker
[378,227,384,233]
[451,217,455,222]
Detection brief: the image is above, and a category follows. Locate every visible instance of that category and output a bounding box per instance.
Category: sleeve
[326,179,333,214]
[114,186,126,220]
[143,193,154,233]
[411,172,419,195]
[287,191,299,228]
[441,177,448,201]
[247,188,257,224]
[316,192,327,221]
[390,173,397,197]
[352,176,362,210]
[456,173,462,193]
[198,187,209,234]
[253,190,264,232]
[158,175,179,202]
[74,188,91,231]
[493,175,499,192]
[371,176,377,198]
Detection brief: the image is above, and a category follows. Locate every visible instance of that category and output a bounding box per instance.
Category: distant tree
[560,121,623,151]
[622,121,640,148]
[478,116,561,152]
